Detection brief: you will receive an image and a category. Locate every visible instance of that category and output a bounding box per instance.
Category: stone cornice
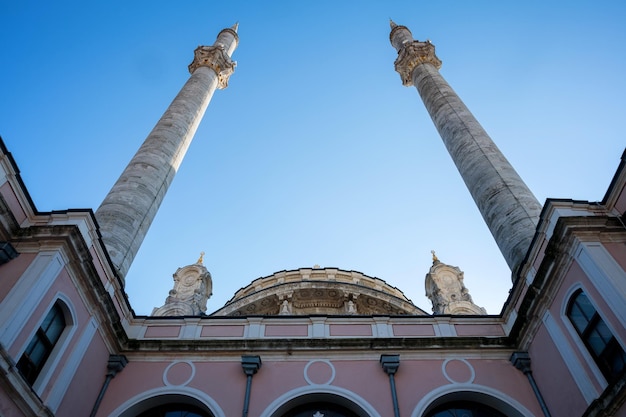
[188,45,236,89]
[125,334,512,354]
[12,222,129,352]
[394,41,442,86]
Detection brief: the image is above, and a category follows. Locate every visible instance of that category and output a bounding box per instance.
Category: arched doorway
[414,387,536,417]
[136,403,212,417]
[425,400,507,417]
[265,392,376,417]
[280,401,361,417]
[116,393,216,417]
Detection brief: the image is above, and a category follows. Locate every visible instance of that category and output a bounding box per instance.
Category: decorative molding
[304,359,335,386]
[441,358,475,384]
[163,360,196,387]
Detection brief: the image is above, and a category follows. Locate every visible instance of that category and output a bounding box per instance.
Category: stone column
[96,24,239,283]
[390,22,541,275]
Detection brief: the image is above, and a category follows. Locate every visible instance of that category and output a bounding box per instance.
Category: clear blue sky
[1,1,625,315]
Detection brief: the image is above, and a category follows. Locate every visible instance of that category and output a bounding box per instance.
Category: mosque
[0,21,625,417]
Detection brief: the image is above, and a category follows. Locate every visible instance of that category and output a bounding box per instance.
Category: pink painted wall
[56,330,111,417]
[0,389,28,417]
[265,324,308,337]
[96,355,546,417]
[0,181,27,225]
[604,241,626,276]
[0,252,35,304]
[200,325,245,337]
[144,326,181,338]
[392,324,435,336]
[613,181,626,215]
[454,324,504,336]
[529,324,588,415]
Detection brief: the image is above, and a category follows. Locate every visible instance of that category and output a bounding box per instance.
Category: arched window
[16,301,67,385]
[425,401,506,417]
[136,403,212,417]
[567,290,626,381]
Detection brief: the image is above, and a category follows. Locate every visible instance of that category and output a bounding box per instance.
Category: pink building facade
[0,23,625,417]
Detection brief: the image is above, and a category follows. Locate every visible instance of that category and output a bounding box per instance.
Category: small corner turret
[425,251,486,315]
[151,253,213,316]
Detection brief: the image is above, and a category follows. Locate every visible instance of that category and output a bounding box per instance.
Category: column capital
[394,40,442,86]
[188,45,236,89]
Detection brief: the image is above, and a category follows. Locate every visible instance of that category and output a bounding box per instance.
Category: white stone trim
[576,242,626,330]
[47,317,98,412]
[433,321,456,337]
[110,386,226,417]
[503,309,518,335]
[311,317,327,337]
[259,384,382,417]
[0,251,64,347]
[410,383,537,417]
[542,310,598,403]
[545,207,593,240]
[559,284,608,390]
[525,266,536,286]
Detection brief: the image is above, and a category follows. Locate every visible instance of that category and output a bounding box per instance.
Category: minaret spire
[390,23,541,276]
[96,26,239,283]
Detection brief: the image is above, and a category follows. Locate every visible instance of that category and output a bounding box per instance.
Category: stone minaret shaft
[390,22,541,274]
[96,25,239,283]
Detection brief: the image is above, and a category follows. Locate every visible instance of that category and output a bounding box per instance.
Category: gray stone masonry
[96,26,238,283]
[390,22,541,275]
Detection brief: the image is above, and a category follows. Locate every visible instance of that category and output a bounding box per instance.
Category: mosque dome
[210,267,427,316]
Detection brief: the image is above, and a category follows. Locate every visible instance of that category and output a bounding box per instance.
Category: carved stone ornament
[425,260,486,315]
[188,45,236,89]
[394,41,442,86]
[152,263,213,316]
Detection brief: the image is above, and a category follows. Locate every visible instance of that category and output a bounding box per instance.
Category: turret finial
[390,19,398,29]
[232,22,239,33]
[196,251,205,265]
[431,250,439,263]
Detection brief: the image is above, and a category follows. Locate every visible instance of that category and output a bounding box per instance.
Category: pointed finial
[431,250,439,263]
[389,19,398,29]
[232,22,239,33]
[196,251,205,265]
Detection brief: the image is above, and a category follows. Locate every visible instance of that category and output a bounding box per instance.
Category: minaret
[96,25,239,283]
[390,21,541,275]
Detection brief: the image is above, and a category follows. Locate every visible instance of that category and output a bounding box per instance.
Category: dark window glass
[567,290,626,381]
[426,401,506,417]
[16,303,66,385]
[136,404,212,417]
[281,402,360,417]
